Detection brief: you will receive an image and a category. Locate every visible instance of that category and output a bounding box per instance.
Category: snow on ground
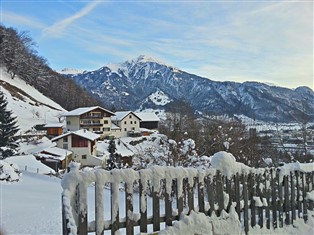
[0,171,62,235]
[0,67,65,133]
[4,154,55,174]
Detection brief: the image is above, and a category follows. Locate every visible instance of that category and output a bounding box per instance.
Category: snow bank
[210,151,264,178]
[159,205,241,235]
[0,160,20,182]
[5,154,55,174]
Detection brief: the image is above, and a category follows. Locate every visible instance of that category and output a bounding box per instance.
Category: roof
[44,123,64,128]
[62,106,114,116]
[112,111,141,122]
[51,129,100,142]
[135,112,160,122]
[111,123,121,130]
[37,147,72,160]
[41,147,72,157]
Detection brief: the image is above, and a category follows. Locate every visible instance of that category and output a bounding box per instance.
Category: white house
[63,106,115,137]
[111,111,141,138]
[51,129,106,167]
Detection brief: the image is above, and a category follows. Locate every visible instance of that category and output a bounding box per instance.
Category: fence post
[290,172,296,223]
[95,180,104,235]
[139,179,147,233]
[111,181,120,235]
[308,172,314,211]
[197,177,205,213]
[234,173,241,220]
[62,195,70,235]
[176,178,184,218]
[256,173,263,228]
[152,185,160,232]
[187,177,194,214]
[206,175,215,216]
[295,171,302,218]
[249,173,256,228]
[216,172,224,216]
[125,181,134,235]
[165,179,172,227]
[301,172,308,222]
[265,170,271,229]
[284,175,290,225]
[78,184,88,235]
[242,174,249,235]
[277,170,283,228]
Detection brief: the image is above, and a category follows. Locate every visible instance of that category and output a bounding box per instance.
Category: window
[124,128,127,131]
[135,121,137,124]
[124,121,127,125]
[130,121,133,124]
[93,128,100,131]
[82,155,87,159]
[104,120,108,124]
[132,127,135,130]
[63,137,68,142]
[103,127,110,132]
[129,115,132,119]
[67,121,71,125]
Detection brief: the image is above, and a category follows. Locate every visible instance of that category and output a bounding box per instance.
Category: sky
[0,0,313,89]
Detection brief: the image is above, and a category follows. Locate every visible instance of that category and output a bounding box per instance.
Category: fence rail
[62,166,314,235]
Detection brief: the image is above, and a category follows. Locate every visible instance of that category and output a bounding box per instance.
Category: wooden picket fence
[62,166,314,235]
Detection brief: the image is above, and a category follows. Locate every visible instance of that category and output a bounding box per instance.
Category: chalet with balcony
[51,129,106,167]
[63,106,114,136]
[111,111,141,138]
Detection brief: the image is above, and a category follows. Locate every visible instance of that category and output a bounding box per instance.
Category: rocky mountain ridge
[66,55,314,122]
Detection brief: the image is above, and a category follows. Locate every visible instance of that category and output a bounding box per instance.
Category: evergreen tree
[0,91,19,158]
[107,139,122,170]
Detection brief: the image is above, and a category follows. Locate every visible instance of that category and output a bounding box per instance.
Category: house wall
[54,135,98,167]
[66,108,113,136]
[66,117,80,131]
[114,114,141,137]
[47,127,63,136]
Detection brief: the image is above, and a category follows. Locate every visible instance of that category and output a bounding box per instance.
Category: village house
[111,111,141,138]
[62,106,115,137]
[135,112,160,130]
[51,129,106,167]
[35,146,72,171]
[44,123,64,137]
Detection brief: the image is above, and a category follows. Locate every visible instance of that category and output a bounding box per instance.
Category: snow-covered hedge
[0,160,20,182]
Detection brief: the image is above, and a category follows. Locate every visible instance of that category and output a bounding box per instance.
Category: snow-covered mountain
[66,55,314,122]
[0,68,65,133]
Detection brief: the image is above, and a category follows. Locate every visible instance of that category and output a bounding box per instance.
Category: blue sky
[1,0,313,89]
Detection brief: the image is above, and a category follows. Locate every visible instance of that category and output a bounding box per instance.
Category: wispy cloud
[42,1,102,38]
[1,11,45,29]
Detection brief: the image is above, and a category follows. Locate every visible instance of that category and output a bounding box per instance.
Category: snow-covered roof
[135,112,160,122]
[62,106,114,116]
[51,129,100,142]
[111,123,121,130]
[44,123,64,128]
[112,111,141,121]
[40,147,72,159]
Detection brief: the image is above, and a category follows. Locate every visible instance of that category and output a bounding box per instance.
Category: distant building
[135,112,160,130]
[111,111,141,138]
[44,123,63,137]
[63,106,115,136]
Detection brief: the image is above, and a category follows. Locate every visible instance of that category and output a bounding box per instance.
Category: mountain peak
[128,55,163,65]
